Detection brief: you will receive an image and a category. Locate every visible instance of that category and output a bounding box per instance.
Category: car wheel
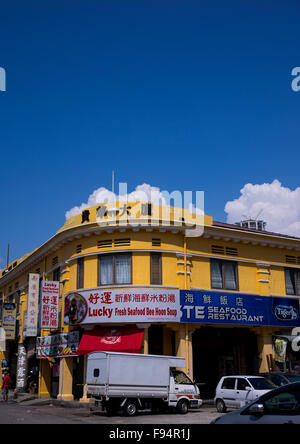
[216,399,227,413]
[123,400,138,417]
[176,399,189,414]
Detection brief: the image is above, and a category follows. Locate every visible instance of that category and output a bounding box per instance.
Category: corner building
[1,201,300,401]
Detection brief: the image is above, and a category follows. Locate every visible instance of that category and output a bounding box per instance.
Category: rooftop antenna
[6,243,10,267]
[112,170,115,195]
[254,209,263,220]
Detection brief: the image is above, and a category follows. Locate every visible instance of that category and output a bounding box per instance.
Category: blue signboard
[180,290,300,327]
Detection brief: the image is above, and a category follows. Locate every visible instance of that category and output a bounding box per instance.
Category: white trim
[271,294,300,299]
[189,287,260,295]
[74,284,179,292]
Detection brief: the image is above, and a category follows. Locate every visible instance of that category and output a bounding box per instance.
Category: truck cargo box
[87,351,186,398]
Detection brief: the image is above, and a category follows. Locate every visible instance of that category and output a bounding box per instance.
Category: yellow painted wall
[132,252,150,285]
[238,262,258,294]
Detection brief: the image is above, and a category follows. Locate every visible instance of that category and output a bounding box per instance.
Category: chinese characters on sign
[64,288,180,325]
[26,273,40,337]
[41,281,60,329]
[16,344,27,391]
[180,290,300,327]
[95,202,152,223]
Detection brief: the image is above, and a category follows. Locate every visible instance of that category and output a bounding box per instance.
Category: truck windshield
[172,370,193,385]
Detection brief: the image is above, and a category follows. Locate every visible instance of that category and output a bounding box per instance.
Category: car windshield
[285,374,300,383]
[248,378,275,390]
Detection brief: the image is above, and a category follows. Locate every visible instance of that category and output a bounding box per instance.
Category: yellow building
[1,201,300,401]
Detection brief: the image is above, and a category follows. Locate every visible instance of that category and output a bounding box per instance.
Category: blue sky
[1,0,300,266]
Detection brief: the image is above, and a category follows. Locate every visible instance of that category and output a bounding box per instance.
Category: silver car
[212,382,300,424]
[214,375,275,413]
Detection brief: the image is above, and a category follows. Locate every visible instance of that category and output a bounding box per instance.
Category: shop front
[38,286,181,400]
[181,290,300,399]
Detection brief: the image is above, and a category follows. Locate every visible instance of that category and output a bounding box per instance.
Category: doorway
[192,327,258,399]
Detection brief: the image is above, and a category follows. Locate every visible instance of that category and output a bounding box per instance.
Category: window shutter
[151,253,162,285]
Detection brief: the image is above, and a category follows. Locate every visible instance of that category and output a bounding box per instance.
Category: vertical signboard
[0,327,6,352]
[16,344,27,391]
[2,303,16,340]
[27,273,40,337]
[40,281,60,329]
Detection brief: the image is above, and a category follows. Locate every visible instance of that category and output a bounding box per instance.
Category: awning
[77,326,144,355]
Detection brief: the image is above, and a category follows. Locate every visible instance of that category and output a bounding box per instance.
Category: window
[52,256,58,267]
[221,378,236,390]
[150,253,162,285]
[152,238,161,247]
[93,368,100,378]
[286,255,300,265]
[211,245,238,256]
[77,258,84,289]
[211,259,238,290]
[285,268,300,296]
[236,378,249,391]
[114,238,131,247]
[264,389,300,414]
[171,370,193,385]
[98,239,113,249]
[15,290,21,315]
[53,267,61,282]
[248,378,274,390]
[98,253,131,285]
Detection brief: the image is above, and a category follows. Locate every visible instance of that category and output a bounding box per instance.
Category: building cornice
[1,219,300,288]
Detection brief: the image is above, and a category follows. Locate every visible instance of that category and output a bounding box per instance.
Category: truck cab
[169,369,202,413]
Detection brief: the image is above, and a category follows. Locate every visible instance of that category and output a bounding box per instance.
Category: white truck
[86,351,202,416]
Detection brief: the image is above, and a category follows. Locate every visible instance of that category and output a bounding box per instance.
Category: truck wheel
[123,400,138,417]
[216,399,227,413]
[176,399,189,414]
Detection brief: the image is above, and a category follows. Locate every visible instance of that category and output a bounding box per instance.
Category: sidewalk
[12,391,94,409]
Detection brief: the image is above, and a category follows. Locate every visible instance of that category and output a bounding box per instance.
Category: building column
[174,324,194,379]
[57,357,74,401]
[79,355,94,404]
[39,359,51,398]
[257,328,274,373]
[143,327,149,354]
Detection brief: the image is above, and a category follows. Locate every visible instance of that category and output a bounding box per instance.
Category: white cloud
[65,184,168,220]
[224,179,300,237]
[65,183,204,220]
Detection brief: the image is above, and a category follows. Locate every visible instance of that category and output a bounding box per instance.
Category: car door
[235,378,253,408]
[219,377,238,409]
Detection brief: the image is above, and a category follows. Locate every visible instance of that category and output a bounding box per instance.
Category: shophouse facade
[1,201,300,401]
